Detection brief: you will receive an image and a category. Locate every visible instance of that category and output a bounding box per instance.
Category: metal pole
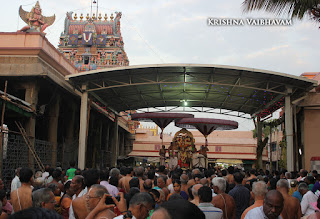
[0,80,8,178]
[285,88,294,172]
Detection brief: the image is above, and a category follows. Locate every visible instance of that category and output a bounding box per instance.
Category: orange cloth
[241,199,264,219]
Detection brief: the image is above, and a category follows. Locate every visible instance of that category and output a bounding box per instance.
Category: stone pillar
[48,94,60,167]
[121,133,125,156]
[65,101,76,166]
[111,116,119,167]
[24,82,39,170]
[104,123,110,167]
[78,84,88,170]
[285,88,294,172]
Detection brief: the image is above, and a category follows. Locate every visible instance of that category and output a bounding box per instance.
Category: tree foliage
[243,0,320,24]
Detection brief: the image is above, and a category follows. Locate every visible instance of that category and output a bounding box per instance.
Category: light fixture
[184,101,188,106]
[299,148,302,155]
[93,0,96,3]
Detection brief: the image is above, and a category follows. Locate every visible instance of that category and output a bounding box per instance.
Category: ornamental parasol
[131,112,194,145]
[175,118,238,146]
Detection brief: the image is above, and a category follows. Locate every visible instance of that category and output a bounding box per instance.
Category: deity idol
[18,1,55,33]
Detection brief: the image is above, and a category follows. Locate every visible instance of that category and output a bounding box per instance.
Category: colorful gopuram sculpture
[18,1,55,33]
[58,11,129,71]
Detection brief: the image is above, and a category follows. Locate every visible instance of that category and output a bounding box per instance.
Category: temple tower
[58,12,129,71]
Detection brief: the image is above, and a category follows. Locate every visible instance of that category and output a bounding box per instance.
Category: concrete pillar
[285,88,294,172]
[48,94,60,167]
[24,82,39,170]
[111,116,119,167]
[78,84,88,170]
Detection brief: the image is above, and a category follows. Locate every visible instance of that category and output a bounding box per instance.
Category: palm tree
[242,0,320,23]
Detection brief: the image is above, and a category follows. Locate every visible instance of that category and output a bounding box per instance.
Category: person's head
[180,174,188,185]
[192,169,200,176]
[172,179,181,193]
[110,168,120,179]
[0,190,7,206]
[199,178,209,186]
[300,169,308,177]
[19,167,33,184]
[162,145,165,149]
[284,172,292,179]
[276,179,289,193]
[109,176,119,187]
[15,167,21,177]
[211,177,226,194]
[86,184,109,211]
[147,170,155,180]
[127,167,134,176]
[8,207,63,219]
[305,176,315,185]
[48,184,61,197]
[69,161,76,168]
[298,183,309,196]
[157,176,166,189]
[83,169,100,188]
[70,175,85,194]
[52,169,62,181]
[149,189,160,204]
[168,193,184,201]
[198,186,212,203]
[135,167,144,178]
[129,192,154,219]
[263,190,284,219]
[151,199,205,219]
[100,169,109,181]
[129,177,140,189]
[32,188,56,210]
[312,170,318,178]
[64,181,73,196]
[252,181,268,200]
[227,166,234,174]
[191,184,203,198]
[143,179,153,192]
[233,172,244,184]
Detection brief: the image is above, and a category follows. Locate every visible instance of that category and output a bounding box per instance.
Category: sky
[2,0,319,133]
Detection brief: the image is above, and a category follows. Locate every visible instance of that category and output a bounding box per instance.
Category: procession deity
[18,1,55,33]
[159,145,166,166]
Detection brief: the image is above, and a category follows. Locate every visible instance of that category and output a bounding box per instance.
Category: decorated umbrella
[175,118,238,146]
[131,112,194,145]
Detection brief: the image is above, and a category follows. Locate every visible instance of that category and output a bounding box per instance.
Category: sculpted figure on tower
[18,1,55,33]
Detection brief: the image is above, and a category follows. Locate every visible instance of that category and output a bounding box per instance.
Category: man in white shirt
[299,183,318,216]
[11,168,21,193]
[245,190,284,219]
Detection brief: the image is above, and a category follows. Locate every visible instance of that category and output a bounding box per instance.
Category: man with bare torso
[135,166,145,191]
[119,167,133,194]
[212,177,236,219]
[11,167,33,212]
[276,179,301,219]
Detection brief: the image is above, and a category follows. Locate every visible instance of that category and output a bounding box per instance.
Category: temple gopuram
[58,12,129,71]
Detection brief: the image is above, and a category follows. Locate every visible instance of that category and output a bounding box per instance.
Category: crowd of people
[0,162,320,219]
